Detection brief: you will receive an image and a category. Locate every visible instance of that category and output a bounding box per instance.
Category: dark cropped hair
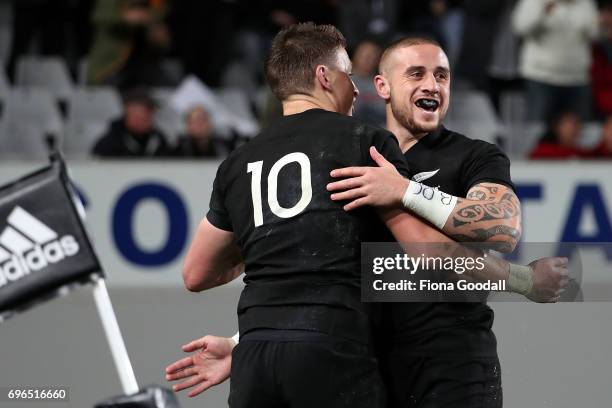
[265,22,347,101]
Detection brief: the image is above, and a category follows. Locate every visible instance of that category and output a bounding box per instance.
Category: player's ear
[374,74,390,100]
[315,65,333,91]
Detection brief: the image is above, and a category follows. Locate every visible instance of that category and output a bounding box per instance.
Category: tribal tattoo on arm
[442,183,522,253]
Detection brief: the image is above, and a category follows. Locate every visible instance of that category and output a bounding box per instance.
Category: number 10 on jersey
[247,152,313,227]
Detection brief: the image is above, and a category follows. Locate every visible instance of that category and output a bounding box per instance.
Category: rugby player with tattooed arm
[165,35,568,408]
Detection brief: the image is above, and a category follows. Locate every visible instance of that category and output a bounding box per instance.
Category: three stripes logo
[0,207,80,288]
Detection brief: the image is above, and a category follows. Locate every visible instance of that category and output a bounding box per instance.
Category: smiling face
[554,111,581,147]
[376,43,450,136]
[125,102,154,135]
[186,106,212,139]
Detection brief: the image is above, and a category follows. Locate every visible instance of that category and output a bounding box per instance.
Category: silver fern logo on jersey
[412,169,440,183]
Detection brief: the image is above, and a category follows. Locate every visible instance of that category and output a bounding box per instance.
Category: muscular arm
[379,207,567,301]
[379,207,509,284]
[182,218,244,292]
[442,182,522,253]
[328,147,521,252]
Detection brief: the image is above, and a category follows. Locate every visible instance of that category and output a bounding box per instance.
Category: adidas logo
[0,207,80,288]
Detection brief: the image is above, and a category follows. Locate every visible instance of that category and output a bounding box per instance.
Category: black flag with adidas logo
[0,154,102,319]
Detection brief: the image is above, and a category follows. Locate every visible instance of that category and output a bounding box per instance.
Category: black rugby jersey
[207,109,411,343]
[388,126,515,357]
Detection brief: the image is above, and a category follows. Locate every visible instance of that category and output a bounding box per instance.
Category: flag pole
[91,275,139,395]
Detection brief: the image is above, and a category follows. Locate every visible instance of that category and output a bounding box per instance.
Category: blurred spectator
[434,0,465,67]
[591,1,612,117]
[351,40,385,126]
[173,106,223,158]
[398,1,459,49]
[92,88,171,157]
[512,0,598,122]
[227,0,339,90]
[529,111,586,159]
[454,0,503,90]
[169,0,237,88]
[169,75,260,140]
[487,0,522,112]
[221,34,259,98]
[234,0,298,87]
[86,0,175,90]
[587,115,612,157]
[396,1,465,53]
[339,0,398,48]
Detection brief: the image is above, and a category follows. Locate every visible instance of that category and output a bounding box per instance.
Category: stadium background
[0,1,611,407]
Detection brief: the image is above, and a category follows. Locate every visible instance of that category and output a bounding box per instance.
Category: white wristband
[231,331,239,345]
[401,181,458,229]
[507,263,534,296]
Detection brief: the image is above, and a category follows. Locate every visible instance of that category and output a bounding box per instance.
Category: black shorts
[381,349,503,408]
[229,330,386,408]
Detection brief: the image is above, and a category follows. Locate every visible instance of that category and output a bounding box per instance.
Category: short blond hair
[379,37,442,75]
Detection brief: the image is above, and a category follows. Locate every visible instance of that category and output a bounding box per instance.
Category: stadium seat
[77,58,88,86]
[216,87,259,137]
[62,121,107,159]
[154,105,183,144]
[217,88,256,123]
[221,61,258,97]
[0,62,9,99]
[151,87,174,105]
[16,56,74,101]
[500,91,527,127]
[505,122,544,158]
[580,122,603,150]
[63,87,122,157]
[253,86,270,118]
[68,87,122,123]
[2,88,63,138]
[160,58,184,84]
[446,90,499,122]
[152,87,183,143]
[445,90,501,144]
[0,120,50,160]
[444,119,498,145]
[0,2,11,63]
